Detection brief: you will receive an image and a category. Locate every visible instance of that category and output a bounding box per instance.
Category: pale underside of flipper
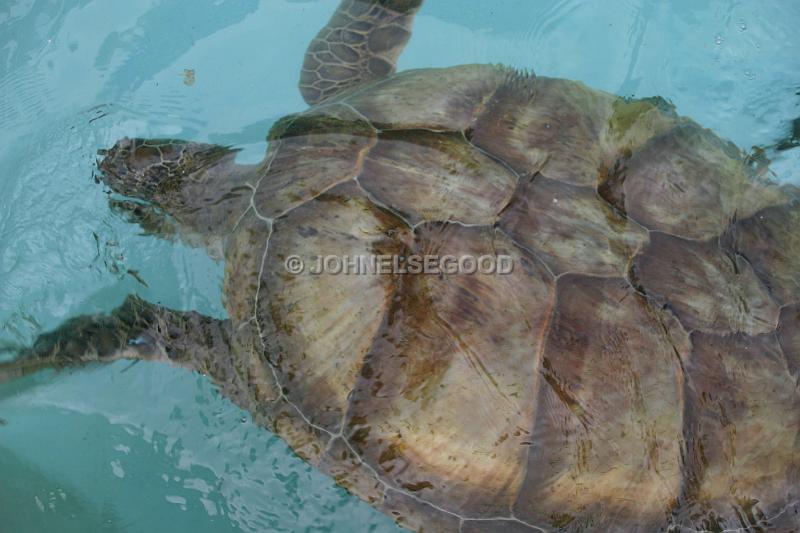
[299,0,423,105]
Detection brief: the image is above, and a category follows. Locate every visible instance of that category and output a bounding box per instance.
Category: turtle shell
[224,65,800,532]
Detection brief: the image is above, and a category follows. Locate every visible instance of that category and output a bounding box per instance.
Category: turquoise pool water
[0,1,798,531]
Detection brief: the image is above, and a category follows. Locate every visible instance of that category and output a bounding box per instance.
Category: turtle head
[97,138,239,203]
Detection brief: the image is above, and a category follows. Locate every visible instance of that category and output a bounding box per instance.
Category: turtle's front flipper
[299,0,423,105]
[0,295,233,385]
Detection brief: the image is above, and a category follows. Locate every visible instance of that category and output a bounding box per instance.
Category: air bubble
[714,34,724,45]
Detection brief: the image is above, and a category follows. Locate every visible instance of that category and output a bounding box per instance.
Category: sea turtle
[3,1,800,531]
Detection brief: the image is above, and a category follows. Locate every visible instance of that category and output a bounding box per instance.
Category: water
[0,0,798,531]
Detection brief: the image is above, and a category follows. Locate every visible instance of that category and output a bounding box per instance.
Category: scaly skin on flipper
[0,296,236,392]
[299,0,423,105]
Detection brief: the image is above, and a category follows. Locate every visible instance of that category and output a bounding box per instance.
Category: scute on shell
[615,122,782,240]
[358,129,518,225]
[632,231,780,336]
[500,174,648,276]
[254,104,377,219]
[345,223,554,517]
[343,64,507,131]
[728,202,800,306]
[512,274,686,532]
[470,76,617,187]
[678,331,800,530]
[258,181,409,433]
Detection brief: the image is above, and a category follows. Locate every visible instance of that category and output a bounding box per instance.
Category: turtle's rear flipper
[0,295,232,385]
[299,0,423,105]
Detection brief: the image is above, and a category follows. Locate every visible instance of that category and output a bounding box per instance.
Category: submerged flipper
[0,296,232,385]
[299,0,423,105]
